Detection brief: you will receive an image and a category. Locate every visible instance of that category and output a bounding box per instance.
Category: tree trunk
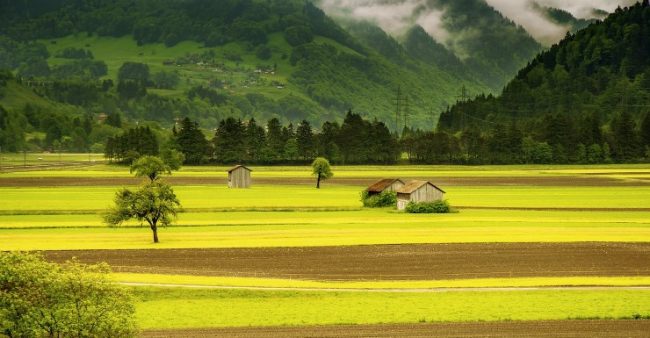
[316,173,321,189]
[151,223,159,243]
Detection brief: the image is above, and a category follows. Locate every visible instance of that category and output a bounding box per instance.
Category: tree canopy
[0,251,137,337]
[105,156,181,243]
[311,157,333,189]
[130,155,172,182]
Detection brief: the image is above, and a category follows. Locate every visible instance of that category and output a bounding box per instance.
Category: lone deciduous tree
[104,156,181,243]
[129,155,171,182]
[311,157,333,189]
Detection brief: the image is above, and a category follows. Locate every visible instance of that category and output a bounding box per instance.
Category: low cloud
[484,0,567,45]
[533,0,637,18]
[318,0,449,41]
[318,0,636,47]
[485,0,636,45]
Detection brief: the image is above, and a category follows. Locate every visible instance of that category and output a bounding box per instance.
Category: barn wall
[387,181,405,192]
[229,168,251,188]
[397,197,409,210]
[410,184,444,203]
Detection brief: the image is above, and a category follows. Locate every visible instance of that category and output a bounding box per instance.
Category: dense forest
[436,1,650,163]
[105,111,399,165]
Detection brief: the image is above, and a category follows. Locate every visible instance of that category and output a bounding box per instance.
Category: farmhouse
[227,165,252,188]
[366,178,405,196]
[396,180,445,210]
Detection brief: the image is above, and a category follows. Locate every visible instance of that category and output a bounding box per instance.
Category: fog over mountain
[318,0,637,47]
[485,0,637,44]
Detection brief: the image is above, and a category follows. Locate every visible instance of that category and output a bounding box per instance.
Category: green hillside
[0,0,491,133]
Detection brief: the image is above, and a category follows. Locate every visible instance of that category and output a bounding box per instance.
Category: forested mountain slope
[436,1,650,163]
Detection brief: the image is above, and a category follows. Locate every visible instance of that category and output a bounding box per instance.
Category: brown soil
[2,175,648,187]
[43,242,650,281]
[140,320,650,338]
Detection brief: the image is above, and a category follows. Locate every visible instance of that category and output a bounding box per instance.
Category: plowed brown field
[140,320,650,337]
[44,242,650,280]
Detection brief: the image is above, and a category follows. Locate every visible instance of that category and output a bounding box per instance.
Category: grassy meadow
[133,288,650,329]
[1,163,650,330]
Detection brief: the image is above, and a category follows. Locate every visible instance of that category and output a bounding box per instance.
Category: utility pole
[23,149,27,168]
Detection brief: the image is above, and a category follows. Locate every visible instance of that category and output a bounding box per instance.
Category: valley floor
[1,163,649,336]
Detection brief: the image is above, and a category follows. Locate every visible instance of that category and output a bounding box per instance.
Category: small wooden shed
[396,180,445,210]
[366,178,405,196]
[227,165,252,188]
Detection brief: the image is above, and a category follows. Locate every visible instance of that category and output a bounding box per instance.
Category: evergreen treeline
[111,112,400,165]
[413,112,650,164]
[105,126,159,163]
[436,1,650,163]
[402,112,648,164]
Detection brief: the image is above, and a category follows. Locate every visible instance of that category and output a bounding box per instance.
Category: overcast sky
[318,0,637,46]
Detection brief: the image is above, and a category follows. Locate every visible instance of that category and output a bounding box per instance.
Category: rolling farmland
[1,163,649,336]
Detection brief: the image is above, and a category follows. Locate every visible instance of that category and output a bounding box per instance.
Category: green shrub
[0,252,137,337]
[405,200,451,213]
[361,190,397,208]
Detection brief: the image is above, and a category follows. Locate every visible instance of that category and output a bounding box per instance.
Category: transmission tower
[403,95,410,130]
[456,85,470,130]
[394,85,402,132]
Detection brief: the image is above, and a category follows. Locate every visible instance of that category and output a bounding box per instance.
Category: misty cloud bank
[318,0,637,47]
[485,0,637,45]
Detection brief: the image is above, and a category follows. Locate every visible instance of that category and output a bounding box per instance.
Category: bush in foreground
[361,190,397,208]
[0,252,137,337]
[405,200,452,213]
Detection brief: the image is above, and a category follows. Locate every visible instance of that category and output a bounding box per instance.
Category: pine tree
[213,117,245,163]
[641,112,650,147]
[317,121,340,162]
[245,118,266,162]
[175,117,210,164]
[266,118,284,160]
[296,120,314,160]
[612,111,641,161]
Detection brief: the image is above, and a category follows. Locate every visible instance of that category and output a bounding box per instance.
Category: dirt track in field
[140,320,650,338]
[1,175,648,187]
[44,243,650,280]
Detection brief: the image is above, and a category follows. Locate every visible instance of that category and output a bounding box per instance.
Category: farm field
[141,320,650,338]
[132,287,650,329]
[43,243,650,280]
[1,163,649,336]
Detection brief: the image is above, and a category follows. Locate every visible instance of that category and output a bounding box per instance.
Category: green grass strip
[132,287,650,329]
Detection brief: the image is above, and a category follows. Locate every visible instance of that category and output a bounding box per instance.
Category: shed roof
[366,178,405,193]
[396,180,446,194]
[227,165,252,173]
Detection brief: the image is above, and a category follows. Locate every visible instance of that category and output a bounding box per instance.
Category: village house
[365,178,405,197]
[227,165,252,188]
[395,180,445,210]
